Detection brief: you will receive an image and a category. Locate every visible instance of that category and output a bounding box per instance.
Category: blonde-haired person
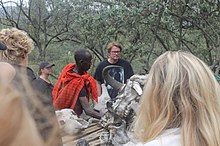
[126,51,220,146]
[0,84,44,146]
[0,75,61,146]
[0,28,63,146]
[0,27,36,81]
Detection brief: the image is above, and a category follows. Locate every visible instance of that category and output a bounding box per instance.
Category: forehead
[111,46,121,51]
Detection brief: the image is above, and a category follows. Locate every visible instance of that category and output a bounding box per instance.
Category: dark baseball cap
[38,62,55,75]
[0,42,7,50]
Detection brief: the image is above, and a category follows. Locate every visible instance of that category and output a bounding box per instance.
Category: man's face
[41,67,53,75]
[109,46,121,61]
[80,57,92,71]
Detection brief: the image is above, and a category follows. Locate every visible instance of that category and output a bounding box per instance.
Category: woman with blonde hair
[0,27,36,81]
[0,28,33,63]
[132,51,220,146]
[0,28,62,146]
[0,75,62,146]
[0,62,62,146]
[0,84,44,146]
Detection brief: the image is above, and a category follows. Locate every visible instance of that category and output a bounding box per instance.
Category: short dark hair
[74,49,92,63]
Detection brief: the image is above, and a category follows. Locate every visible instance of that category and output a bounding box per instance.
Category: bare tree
[0,0,80,61]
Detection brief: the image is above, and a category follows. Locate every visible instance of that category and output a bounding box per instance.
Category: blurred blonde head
[0,28,33,65]
[134,51,220,146]
[0,62,16,85]
[0,84,44,146]
[0,74,61,146]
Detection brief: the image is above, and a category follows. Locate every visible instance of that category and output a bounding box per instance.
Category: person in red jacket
[53,48,102,119]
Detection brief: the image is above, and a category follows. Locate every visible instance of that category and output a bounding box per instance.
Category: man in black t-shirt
[94,42,134,99]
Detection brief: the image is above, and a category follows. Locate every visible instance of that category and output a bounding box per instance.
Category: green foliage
[0,0,219,75]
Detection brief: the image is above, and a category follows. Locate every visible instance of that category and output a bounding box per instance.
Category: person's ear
[79,60,84,64]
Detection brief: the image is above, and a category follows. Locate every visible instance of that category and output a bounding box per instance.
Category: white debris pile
[55,108,89,135]
[100,74,148,146]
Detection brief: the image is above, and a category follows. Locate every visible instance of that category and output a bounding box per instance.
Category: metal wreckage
[99,65,148,146]
[56,65,148,146]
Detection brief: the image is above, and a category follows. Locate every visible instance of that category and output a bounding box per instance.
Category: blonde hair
[0,73,61,146]
[0,28,33,64]
[134,51,220,146]
[107,41,122,53]
[0,85,44,146]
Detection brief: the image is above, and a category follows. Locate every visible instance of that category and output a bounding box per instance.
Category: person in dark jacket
[32,62,55,113]
[33,62,55,101]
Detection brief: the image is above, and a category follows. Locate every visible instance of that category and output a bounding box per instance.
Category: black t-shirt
[94,59,134,99]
